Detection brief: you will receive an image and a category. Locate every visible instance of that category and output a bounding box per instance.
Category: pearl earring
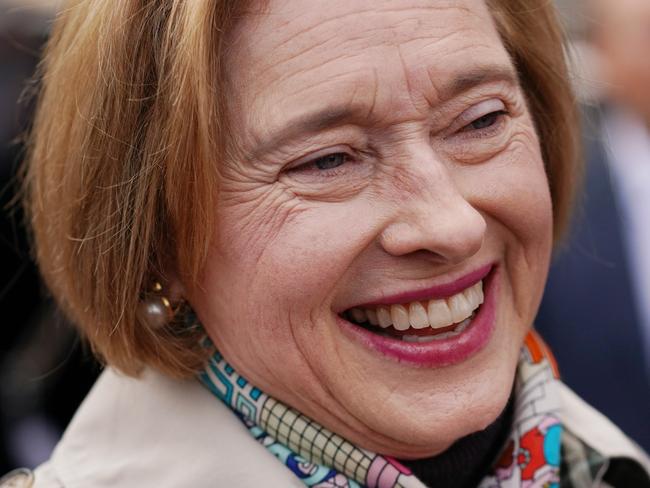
[137,281,177,329]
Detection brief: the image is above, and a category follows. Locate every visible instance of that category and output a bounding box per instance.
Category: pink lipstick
[338,265,498,368]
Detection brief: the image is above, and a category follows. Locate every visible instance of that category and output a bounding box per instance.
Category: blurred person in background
[536,0,650,452]
[0,0,99,474]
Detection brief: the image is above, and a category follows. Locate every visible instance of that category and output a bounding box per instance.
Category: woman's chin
[305,342,517,460]
[370,386,511,459]
[310,315,520,459]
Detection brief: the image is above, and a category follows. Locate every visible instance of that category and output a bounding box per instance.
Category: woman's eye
[288,151,353,176]
[281,148,372,191]
[461,110,507,132]
[313,153,348,170]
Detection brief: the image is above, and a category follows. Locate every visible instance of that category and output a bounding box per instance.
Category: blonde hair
[24,0,579,377]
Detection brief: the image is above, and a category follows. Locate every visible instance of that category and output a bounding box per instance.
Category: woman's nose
[378,160,486,264]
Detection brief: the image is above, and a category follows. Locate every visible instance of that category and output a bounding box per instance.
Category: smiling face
[189,0,553,458]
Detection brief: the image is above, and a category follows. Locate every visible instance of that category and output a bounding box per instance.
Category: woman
[5,0,649,486]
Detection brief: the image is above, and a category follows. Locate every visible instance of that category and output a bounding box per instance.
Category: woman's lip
[337,266,498,368]
[353,263,493,309]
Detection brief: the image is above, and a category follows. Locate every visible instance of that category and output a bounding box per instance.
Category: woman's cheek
[472,137,553,317]
[471,129,553,245]
[253,201,376,301]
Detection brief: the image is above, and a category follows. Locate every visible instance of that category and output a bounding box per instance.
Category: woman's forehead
[226,0,512,143]
[231,0,495,50]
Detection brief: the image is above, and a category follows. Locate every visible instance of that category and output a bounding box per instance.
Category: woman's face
[190,0,553,458]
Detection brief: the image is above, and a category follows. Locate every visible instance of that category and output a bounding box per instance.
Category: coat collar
[46,368,303,487]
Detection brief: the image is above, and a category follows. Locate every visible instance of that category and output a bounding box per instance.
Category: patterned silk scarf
[199,331,563,488]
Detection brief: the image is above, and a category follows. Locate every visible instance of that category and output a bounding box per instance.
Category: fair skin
[189,0,553,459]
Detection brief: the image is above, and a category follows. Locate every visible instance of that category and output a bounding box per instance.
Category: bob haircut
[24,0,580,378]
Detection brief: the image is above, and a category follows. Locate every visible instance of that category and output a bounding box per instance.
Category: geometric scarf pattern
[199,330,562,488]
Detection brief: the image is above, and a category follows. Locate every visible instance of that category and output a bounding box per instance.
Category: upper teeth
[348,280,484,331]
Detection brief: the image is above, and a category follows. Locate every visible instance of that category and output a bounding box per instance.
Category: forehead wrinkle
[238,54,373,144]
[250,49,366,106]
[399,24,480,54]
[244,13,503,112]
[267,1,470,52]
[278,69,368,102]
[238,1,485,80]
[269,6,379,51]
[234,6,380,82]
[375,2,473,16]
[249,28,346,84]
[396,44,419,117]
[244,31,496,126]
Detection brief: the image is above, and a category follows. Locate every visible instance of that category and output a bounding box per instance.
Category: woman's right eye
[288,151,353,177]
[313,153,348,170]
[280,147,373,197]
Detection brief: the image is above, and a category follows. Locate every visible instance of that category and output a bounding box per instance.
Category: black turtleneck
[398,397,514,488]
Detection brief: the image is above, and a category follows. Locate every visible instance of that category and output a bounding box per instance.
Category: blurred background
[0,0,648,473]
[0,0,100,473]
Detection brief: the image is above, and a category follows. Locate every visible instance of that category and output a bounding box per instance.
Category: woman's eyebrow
[247,106,358,161]
[248,64,518,158]
[438,65,519,101]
